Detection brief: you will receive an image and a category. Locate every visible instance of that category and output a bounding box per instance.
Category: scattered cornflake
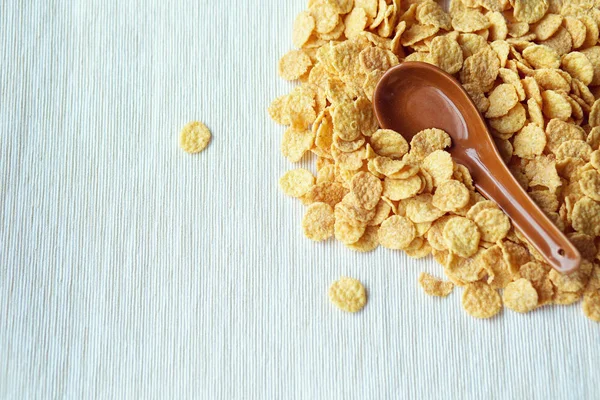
[418,272,454,297]
[179,121,211,154]
[329,277,367,313]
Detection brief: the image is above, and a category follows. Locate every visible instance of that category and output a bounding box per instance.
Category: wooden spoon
[373,62,580,273]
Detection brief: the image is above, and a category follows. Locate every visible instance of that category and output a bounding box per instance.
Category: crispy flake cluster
[270,0,600,321]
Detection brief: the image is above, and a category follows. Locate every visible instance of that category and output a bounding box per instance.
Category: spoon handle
[472,154,580,273]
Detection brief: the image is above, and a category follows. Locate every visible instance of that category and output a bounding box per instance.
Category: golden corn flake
[332,101,361,141]
[334,218,366,245]
[329,276,367,313]
[409,128,452,160]
[532,13,563,41]
[555,140,592,161]
[590,99,600,128]
[404,237,432,259]
[383,175,423,201]
[473,208,511,242]
[278,50,313,81]
[285,86,318,129]
[373,157,419,179]
[545,118,586,153]
[293,11,316,48]
[452,9,491,33]
[179,121,212,154]
[282,127,314,162]
[561,52,594,86]
[583,290,600,322]
[461,282,502,319]
[488,102,527,134]
[368,200,392,226]
[524,155,562,192]
[581,47,600,86]
[443,216,481,258]
[523,44,561,69]
[563,16,586,50]
[430,35,464,75]
[416,1,452,30]
[485,83,519,118]
[418,272,454,297]
[503,278,539,313]
[405,194,446,223]
[498,68,525,100]
[401,24,440,47]
[432,180,470,212]
[279,169,316,198]
[303,202,335,241]
[457,33,488,59]
[378,215,416,250]
[370,129,409,159]
[310,3,341,34]
[359,47,398,73]
[580,15,599,49]
[460,47,500,92]
[350,171,383,210]
[481,245,514,289]
[541,90,572,121]
[303,182,348,207]
[422,150,454,187]
[346,225,380,252]
[513,123,546,159]
[572,197,600,236]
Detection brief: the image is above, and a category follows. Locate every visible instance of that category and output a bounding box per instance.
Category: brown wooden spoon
[373,61,581,273]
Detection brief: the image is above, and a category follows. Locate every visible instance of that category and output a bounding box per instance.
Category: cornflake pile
[269,0,600,322]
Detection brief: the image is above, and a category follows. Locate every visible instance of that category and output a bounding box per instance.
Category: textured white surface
[1,1,599,399]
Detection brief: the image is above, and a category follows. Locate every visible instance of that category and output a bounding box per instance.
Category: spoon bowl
[373,62,580,273]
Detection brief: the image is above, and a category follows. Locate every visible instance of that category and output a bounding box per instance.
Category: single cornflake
[329,277,368,313]
[561,52,594,86]
[278,50,313,81]
[179,121,212,154]
[383,175,423,201]
[430,35,464,74]
[443,216,481,258]
[522,45,560,69]
[293,11,316,48]
[461,282,502,319]
[488,103,526,134]
[513,123,546,159]
[303,202,335,241]
[370,129,409,159]
[279,169,315,198]
[422,150,454,187]
[418,272,454,297]
[485,83,519,118]
[572,197,600,236]
[346,225,380,252]
[405,194,446,224]
[378,215,417,250]
[432,180,470,212]
[473,208,511,242]
[503,279,539,313]
[350,171,383,210]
